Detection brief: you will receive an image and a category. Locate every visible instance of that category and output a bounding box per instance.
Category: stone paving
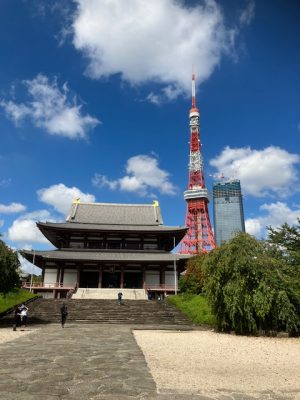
[0,323,298,400]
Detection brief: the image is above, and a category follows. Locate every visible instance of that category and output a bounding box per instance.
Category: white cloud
[210,146,300,197]
[245,202,300,238]
[92,174,118,190]
[0,74,100,139]
[18,251,42,275]
[37,183,96,214]
[0,220,4,228]
[71,0,238,100]
[0,202,26,214]
[92,155,177,197]
[0,178,12,188]
[7,210,53,244]
[239,1,255,26]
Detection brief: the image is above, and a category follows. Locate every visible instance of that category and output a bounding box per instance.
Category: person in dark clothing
[60,303,68,328]
[117,292,123,305]
[13,305,21,331]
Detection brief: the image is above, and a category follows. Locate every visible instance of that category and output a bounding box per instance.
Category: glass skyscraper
[213,179,245,246]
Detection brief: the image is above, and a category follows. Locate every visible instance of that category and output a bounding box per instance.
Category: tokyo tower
[179,73,216,254]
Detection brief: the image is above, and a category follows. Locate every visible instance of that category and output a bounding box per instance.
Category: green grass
[167,293,216,326]
[0,288,39,314]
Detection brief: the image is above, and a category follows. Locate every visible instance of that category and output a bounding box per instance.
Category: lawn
[167,293,216,326]
[0,288,39,314]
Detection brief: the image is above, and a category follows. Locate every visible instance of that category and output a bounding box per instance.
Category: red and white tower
[180,73,216,254]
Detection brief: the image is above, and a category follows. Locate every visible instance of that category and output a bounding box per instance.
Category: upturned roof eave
[37,221,187,232]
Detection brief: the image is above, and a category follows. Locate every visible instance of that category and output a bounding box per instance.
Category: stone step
[0,298,192,326]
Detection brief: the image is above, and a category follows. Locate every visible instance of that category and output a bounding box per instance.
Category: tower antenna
[179,72,216,254]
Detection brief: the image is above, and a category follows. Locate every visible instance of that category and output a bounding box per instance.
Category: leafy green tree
[0,238,20,293]
[179,254,208,294]
[267,220,300,300]
[267,219,300,266]
[204,233,300,335]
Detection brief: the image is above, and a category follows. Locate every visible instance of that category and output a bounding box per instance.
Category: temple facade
[21,200,190,298]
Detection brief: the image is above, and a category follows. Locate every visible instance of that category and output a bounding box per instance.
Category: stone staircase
[0,298,192,327]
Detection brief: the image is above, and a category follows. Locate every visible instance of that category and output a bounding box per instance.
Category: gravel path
[0,327,38,343]
[134,329,300,398]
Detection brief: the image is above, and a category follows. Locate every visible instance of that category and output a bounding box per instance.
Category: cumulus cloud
[210,146,300,197]
[245,202,300,238]
[8,210,53,244]
[0,202,26,214]
[92,155,177,197]
[37,183,96,215]
[71,0,239,100]
[0,74,100,139]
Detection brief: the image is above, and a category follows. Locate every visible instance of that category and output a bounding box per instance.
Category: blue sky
[0,0,299,272]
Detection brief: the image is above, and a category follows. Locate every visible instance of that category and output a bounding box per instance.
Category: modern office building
[213,179,245,246]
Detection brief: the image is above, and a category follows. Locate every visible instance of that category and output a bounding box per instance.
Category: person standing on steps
[20,304,28,329]
[117,292,123,305]
[60,302,68,328]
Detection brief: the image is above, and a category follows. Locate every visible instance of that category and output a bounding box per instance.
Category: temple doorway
[79,271,99,288]
[124,272,143,289]
[102,272,121,288]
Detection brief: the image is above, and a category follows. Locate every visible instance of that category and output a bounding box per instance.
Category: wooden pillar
[120,266,124,288]
[56,265,61,286]
[160,267,165,287]
[142,266,146,289]
[76,267,80,287]
[60,267,65,286]
[98,265,102,288]
[41,265,45,285]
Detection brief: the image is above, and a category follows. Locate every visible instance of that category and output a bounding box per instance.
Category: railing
[145,284,177,292]
[22,282,74,290]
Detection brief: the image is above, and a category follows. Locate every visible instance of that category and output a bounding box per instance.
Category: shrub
[204,233,300,335]
[179,254,207,294]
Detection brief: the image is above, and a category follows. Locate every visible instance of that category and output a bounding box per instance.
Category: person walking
[117,292,123,305]
[20,304,28,329]
[12,305,21,331]
[60,302,68,328]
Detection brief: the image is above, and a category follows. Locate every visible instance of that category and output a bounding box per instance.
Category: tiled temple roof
[66,202,163,226]
[21,249,191,264]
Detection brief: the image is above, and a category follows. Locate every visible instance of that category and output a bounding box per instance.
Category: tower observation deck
[179,73,216,254]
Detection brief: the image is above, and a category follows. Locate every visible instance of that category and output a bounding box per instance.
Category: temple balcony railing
[145,284,178,292]
[21,282,74,290]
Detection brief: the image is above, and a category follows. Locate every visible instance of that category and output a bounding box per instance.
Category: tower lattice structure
[179,73,216,254]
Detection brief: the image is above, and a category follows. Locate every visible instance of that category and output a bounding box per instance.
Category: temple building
[21,200,190,298]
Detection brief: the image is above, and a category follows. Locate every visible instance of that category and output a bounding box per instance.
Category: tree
[0,238,20,293]
[204,233,300,335]
[267,219,300,267]
[179,254,208,294]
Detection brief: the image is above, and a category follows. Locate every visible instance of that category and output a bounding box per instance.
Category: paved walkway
[0,324,298,400]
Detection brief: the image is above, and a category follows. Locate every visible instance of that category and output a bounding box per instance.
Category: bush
[167,294,215,326]
[179,255,207,294]
[204,233,300,335]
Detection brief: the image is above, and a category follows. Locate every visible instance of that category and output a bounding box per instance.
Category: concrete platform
[72,288,147,300]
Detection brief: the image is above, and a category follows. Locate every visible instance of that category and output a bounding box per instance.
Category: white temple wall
[44,269,57,286]
[165,270,177,286]
[63,269,77,286]
[145,271,159,285]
